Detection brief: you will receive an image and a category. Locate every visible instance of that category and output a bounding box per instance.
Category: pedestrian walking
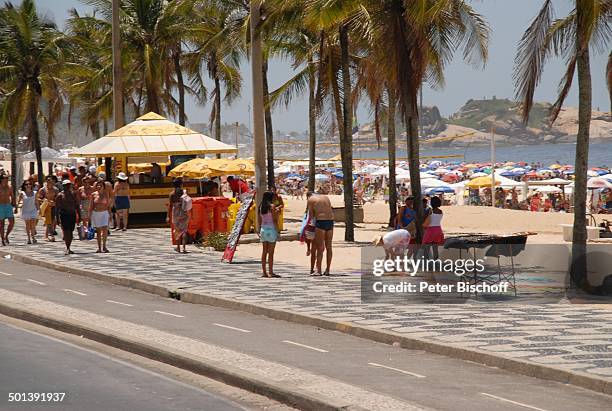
[55,180,81,255]
[89,180,110,253]
[16,180,38,244]
[307,191,334,276]
[0,174,15,245]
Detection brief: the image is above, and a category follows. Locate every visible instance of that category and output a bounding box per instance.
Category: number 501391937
[8,392,66,402]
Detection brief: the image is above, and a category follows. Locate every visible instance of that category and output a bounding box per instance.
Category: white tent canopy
[22,147,67,162]
[528,177,571,186]
[70,112,237,157]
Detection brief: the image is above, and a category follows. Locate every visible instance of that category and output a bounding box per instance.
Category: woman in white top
[16,180,38,244]
[422,196,444,259]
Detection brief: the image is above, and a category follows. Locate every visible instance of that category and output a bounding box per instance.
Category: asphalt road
[1,258,611,411]
[0,321,246,411]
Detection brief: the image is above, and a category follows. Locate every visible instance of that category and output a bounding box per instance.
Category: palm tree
[303,0,364,241]
[514,0,611,290]
[358,0,489,241]
[185,0,243,147]
[64,9,114,140]
[0,0,66,184]
[268,24,320,192]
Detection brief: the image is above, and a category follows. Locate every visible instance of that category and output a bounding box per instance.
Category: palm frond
[513,0,554,124]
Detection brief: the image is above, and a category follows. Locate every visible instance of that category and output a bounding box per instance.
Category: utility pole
[250,0,266,214]
[490,127,496,206]
[234,122,239,157]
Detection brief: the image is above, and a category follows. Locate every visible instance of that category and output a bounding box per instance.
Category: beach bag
[181,192,193,212]
[86,226,95,240]
[77,224,86,240]
[39,199,48,218]
[405,220,416,238]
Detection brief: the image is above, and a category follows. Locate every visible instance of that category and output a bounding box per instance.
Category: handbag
[86,226,95,240]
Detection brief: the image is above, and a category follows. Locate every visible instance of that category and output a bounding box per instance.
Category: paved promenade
[2,226,612,386]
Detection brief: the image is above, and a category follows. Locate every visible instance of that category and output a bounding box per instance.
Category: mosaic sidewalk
[2,226,612,382]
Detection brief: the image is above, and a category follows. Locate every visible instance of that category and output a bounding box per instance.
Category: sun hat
[117,172,128,180]
[62,179,72,185]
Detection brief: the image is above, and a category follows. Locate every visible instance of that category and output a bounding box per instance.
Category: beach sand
[235,195,610,273]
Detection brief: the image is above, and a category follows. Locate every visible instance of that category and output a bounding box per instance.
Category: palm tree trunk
[387,88,397,227]
[339,24,354,242]
[262,58,275,188]
[571,7,592,291]
[29,95,43,186]
[9,131,17,200]
[211,56,222,159]
[250,0,267,213]
[174,48,186,126]
[308,59,317,193]
[403,92,424,243]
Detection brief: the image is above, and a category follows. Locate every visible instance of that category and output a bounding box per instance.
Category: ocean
[353,142,611,167]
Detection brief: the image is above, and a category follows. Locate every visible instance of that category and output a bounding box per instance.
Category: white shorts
[91,210,109,228]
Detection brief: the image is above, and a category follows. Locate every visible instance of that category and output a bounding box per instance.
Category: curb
[3,249,611,396]
[0,302,359,411]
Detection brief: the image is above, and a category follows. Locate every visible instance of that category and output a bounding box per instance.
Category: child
[258,191,281,278]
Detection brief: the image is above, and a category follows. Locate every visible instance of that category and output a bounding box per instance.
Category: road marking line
[213,323,252,333]
[154,310,184,318]
[26,279,45,286]
[63,289,88,296]
[368,362,426,378]
[480,393,549,411]
[106,300,133,307]
[0,271,13,276]
[282,340,328,353]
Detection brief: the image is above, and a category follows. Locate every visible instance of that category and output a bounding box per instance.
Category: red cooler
[212,197,232,233]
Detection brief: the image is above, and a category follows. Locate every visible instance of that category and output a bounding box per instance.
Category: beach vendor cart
[69,112,238,223]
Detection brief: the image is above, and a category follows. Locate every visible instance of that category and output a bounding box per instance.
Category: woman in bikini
[88,180,110,253]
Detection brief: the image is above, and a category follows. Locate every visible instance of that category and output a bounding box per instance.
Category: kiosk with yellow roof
[70,112,238,220]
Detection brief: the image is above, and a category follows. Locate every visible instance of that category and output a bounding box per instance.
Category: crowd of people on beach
[0,165,131,254]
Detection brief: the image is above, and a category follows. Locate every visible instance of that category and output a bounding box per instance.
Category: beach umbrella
[525,171,538,178]
[470,171,488,178]
[433,167,450,175]
[510,167,526,174]
[314,174,329,181]
[421,179,452,189]
[587,177,612,189]
[549,164,562,169]
[595,169,609,176]
[442,173,460,183]
[424,186,454,195]
[466,176,500,189]
[587,170,599,177]
[536,185,563,193]
[600,174,612,182]
[464,163,478,169]
[168,158,212,179]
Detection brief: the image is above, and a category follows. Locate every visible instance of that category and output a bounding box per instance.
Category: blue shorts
[260,225,278,243]
[315,220,334,231]
[0,203,14,220]
[115,196,130,210]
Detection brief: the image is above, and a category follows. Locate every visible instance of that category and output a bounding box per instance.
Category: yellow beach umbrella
[205,158,255,176]
[466,176,501,189]
[168,158,212,179]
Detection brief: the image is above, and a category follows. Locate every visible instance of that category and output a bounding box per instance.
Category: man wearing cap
[0,174,15,246]
[114,172,130,231]
[55,180,81,255]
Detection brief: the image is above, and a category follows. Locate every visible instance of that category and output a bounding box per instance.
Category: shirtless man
[307,192,334,276]
[0,174,15,246]
[37,176,59,242]
[113,172,130,231]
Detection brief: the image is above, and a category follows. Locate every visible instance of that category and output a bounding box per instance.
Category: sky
[39,0,610,132]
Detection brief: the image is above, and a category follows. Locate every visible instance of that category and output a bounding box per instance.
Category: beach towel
[299,213,308,242]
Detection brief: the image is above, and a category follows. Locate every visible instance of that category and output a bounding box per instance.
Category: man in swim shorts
[0,174,15,246]
[307,192,334,276]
